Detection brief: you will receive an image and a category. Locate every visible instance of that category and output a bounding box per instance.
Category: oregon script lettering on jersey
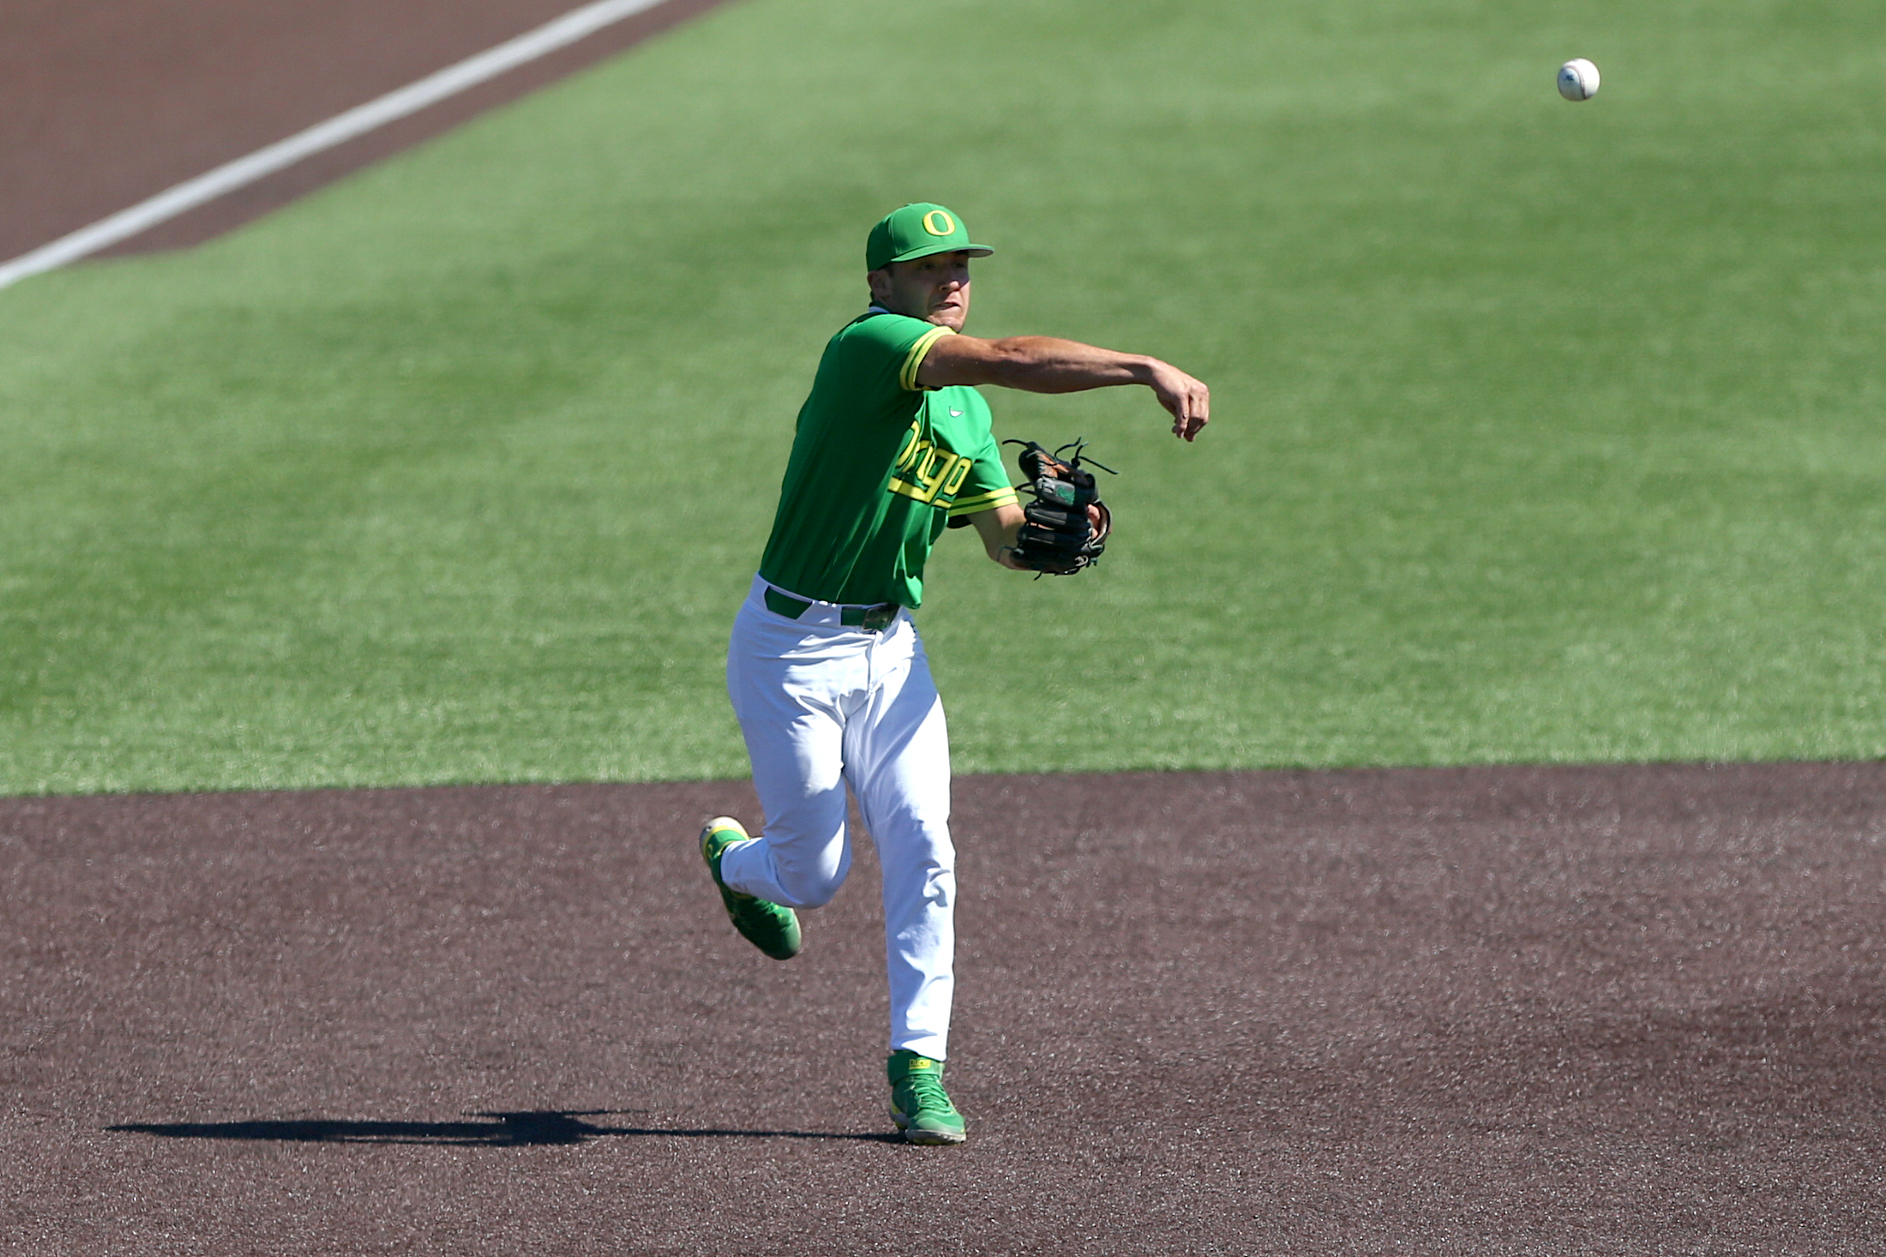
[890,421,976,507]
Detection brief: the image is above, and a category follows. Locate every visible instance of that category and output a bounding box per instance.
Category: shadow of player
[110,1110,900,1146]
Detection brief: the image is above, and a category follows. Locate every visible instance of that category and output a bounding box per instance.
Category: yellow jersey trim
[899,326,954,392]
[946,486,1020,517]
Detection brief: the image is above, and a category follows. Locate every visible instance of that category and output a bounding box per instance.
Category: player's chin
[928,305,966,331]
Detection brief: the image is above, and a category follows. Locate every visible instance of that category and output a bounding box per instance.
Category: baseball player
[700,203,1209,1144]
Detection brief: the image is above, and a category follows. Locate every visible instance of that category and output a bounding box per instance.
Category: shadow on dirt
[109,1110,900,1146]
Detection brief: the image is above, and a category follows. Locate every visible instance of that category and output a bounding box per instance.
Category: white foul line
[0,0,676,291]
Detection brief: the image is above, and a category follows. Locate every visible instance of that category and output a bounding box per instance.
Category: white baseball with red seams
[1558,58,1601,101]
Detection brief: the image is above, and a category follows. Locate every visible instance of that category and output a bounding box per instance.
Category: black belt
[764,587,900,632]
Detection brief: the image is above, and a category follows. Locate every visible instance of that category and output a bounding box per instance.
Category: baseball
[1557,58,1600,101]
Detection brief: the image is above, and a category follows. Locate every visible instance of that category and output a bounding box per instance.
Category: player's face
[870,251,973,331]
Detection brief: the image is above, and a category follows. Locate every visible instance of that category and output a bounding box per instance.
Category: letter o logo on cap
[922,210,956,237]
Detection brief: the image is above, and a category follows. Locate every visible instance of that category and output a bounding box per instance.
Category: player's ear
[867,267,893,303]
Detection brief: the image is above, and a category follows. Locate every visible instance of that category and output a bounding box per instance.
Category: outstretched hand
[1147,360,1210,441]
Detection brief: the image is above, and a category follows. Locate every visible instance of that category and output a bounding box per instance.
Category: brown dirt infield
[1,0,732,262]
[5,763,1885,1254]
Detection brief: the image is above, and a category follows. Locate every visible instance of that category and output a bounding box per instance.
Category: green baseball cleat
[699,817,801,960]
[887,1050,967,1145]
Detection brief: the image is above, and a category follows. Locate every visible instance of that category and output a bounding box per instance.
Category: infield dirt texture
[5,2,1886,1254]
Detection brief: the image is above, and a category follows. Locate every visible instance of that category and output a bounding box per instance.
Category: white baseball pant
[718,575,957,1060]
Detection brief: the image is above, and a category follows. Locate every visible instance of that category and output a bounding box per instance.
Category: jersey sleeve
[835,312,955,394]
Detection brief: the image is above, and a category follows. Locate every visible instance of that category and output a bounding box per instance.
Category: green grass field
[2,0,1883,794]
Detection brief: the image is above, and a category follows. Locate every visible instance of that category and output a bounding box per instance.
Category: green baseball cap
[866,203,994,271]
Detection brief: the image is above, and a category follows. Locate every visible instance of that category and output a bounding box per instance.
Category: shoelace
[899,1069,954,1114]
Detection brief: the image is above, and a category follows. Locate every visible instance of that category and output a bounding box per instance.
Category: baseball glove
[1004,439,1115,575]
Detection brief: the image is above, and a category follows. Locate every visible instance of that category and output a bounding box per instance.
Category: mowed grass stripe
[1,0,1883,794]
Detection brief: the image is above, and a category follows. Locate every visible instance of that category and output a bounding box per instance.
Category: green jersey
[759,310,1018,608]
